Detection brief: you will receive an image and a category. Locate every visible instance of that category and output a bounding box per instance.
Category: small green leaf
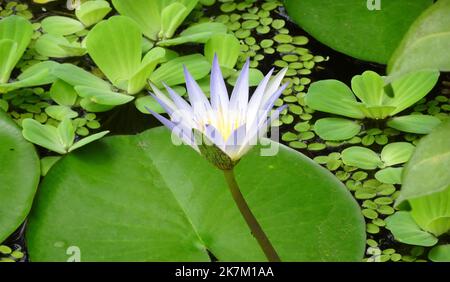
[385,211,438,247]
[375,167,403,184]
[41,16,85,36]
[161,3,187,39]
[135,95,165,114]
[75,0,112,27]
[386,70,439,115]
[381,142,415,167]
[227,68,264,87]
[69,131,110,152]
[128,47,166,94]
[351,71,384,106]
[22,118,67,154]
[34,34,86,58]
[57,118,75,149]
[305,80,364,119]
[75,86,134,106]
[341,146,383,170]
[40,156,62,176]
[204,33,240,69]
[150,54,210,87]
[50,79,78,106]
[45,105,78,121]
[314,118,360,141]
[428,244,450,262]
[159,22,228,46]
[52,63,111,90]
[387,114,441,134]
[357,105,396,120]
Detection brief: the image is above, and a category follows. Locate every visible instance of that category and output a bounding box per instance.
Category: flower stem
[223,169,281,262]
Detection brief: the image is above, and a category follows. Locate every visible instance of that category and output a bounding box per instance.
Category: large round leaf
[0,110,40,242]
[284,0,433,63]
[26,127,365,261]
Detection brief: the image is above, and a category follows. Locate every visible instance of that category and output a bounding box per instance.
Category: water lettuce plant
[306,70,441,140]
[0,15,57,93]
[386,120,450,261]
[35,0,112,58]
[50,16,210,112]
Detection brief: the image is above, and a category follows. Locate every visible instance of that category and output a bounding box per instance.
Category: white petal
[210,55,229,113]
[229,59,250,126]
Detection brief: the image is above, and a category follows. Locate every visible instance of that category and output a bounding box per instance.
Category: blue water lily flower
[147,55,288,167]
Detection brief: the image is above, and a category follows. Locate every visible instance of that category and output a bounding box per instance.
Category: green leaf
[227,68,264,87]
[135,95,165,114]
[428,244,450,262]
[75,0,112,27]
[45,105,78,121]
[41,16,85,36]
[57,118,75,149]
[385,211,438,247]
[356,105,396,120]
[375,167,403,185]
[305,80,364,119]
[111,0,163,40]
[69,131,110,152]
[380,142,415,167]
[160,3,187,39]
[388,0,450,75]
[22,118,67,154]
[26,127,365,261]
[387,114,441,134]
[158,22,228,46]
[341,146,383,170]
[0,61,59,93]
[0,111,40,242]
[50,79,78,106]
[52,63,111,90]
[351,71,384,106]
[386,70,439,115]
[396,120,450,206]
[75,86,134,106]
[79,98,114,113]
[314,118,361,141]
[204,33,240,69]
[86,16,142,90]
[128,47,166,94]
[284,0,433,63]
[0,16,33,83]
[34,34,86,58]
[150,54,210,87]
[0,39,18,84]
[409,186,450,236]
[40,156,61,177]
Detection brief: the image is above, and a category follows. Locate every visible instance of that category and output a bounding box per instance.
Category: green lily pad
[285,0,433,63]
[388,0,450,76]
[26,127,365,261]
[385,211,438,247]
[314,118,361,141]
[0,110,40,242]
